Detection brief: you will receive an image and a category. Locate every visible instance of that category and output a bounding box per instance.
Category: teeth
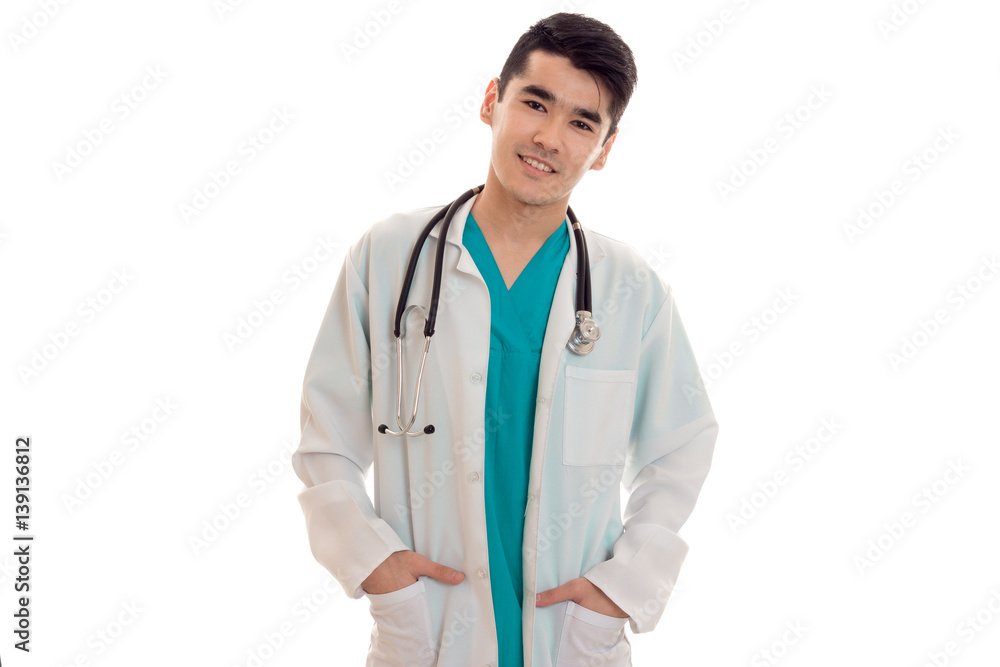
[521,155,553,172]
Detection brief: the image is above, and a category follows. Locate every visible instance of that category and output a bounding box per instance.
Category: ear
[480,77,500,127]
[589,127,618,172]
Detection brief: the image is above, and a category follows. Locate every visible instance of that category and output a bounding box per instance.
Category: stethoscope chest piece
[567,310,600,355]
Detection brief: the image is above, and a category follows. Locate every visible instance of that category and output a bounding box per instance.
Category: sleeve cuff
[297,480,409,599]
[583,525,689,634]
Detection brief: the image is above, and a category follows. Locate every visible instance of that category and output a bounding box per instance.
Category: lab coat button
[527,493,534,502]
[470,372,482,383]
[537,396,547,404]
[468,472,480,483]
[477,568,487,579]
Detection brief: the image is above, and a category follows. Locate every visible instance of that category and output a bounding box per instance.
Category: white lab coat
[292,193,718,667]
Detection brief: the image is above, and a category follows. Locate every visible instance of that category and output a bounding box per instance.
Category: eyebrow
[517,84,604,128]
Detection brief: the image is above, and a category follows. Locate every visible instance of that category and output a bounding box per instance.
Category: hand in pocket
[361,549,465,595]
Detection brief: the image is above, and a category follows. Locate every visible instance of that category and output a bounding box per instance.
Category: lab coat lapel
[424,188,609,393]
[427,192,483,280]
[428,191,608,294]
[427,190,608,383]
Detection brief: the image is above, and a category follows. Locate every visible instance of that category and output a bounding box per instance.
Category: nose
[532,115,562,154]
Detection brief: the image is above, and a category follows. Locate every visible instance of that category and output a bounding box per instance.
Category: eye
[572,120,593,132]
[524,100,545,112]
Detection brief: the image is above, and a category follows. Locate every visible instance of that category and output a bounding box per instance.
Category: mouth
[519,154,556,174]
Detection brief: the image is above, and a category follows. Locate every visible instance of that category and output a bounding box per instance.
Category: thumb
[411,552,465,585]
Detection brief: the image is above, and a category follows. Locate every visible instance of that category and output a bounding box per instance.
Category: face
[480,49,618,208]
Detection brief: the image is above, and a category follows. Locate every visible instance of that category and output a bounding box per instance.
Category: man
[292,12,718,667]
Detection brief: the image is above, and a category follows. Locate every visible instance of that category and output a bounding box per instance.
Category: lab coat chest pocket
[555,601,631,667]
[364,580,436,667]
[562,366,638,467]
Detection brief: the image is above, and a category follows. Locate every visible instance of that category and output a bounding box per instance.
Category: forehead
[510,49,612,118]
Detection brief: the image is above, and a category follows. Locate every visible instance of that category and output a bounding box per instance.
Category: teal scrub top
[462,212,570,667]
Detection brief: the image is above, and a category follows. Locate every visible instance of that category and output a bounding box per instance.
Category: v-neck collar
[463,213,568,294]
[463,211,570,352]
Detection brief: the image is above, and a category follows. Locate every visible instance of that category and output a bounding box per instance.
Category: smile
[520,154,555,173]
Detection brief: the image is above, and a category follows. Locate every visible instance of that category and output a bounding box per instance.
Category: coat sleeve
[291,239,409,599]
[582,283,719,634]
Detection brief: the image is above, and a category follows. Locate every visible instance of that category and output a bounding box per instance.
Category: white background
[2,0,999,665]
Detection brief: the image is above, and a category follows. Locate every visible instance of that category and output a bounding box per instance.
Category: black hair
[496,13,638,145]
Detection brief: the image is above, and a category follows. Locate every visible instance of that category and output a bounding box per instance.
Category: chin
[511,186,561,207]
[506,174,565,207]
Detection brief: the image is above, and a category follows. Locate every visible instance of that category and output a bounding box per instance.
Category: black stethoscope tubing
[379,183,597,436]
[391,184,591,338]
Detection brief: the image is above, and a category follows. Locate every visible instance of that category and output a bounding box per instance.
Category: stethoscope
[378,184,600,437]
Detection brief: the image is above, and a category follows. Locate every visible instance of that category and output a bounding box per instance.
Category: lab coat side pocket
[365,580,436,667]
[562,367,638,466]
[554,600,631,667]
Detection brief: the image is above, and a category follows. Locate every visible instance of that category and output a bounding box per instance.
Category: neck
[469,166,569,247]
